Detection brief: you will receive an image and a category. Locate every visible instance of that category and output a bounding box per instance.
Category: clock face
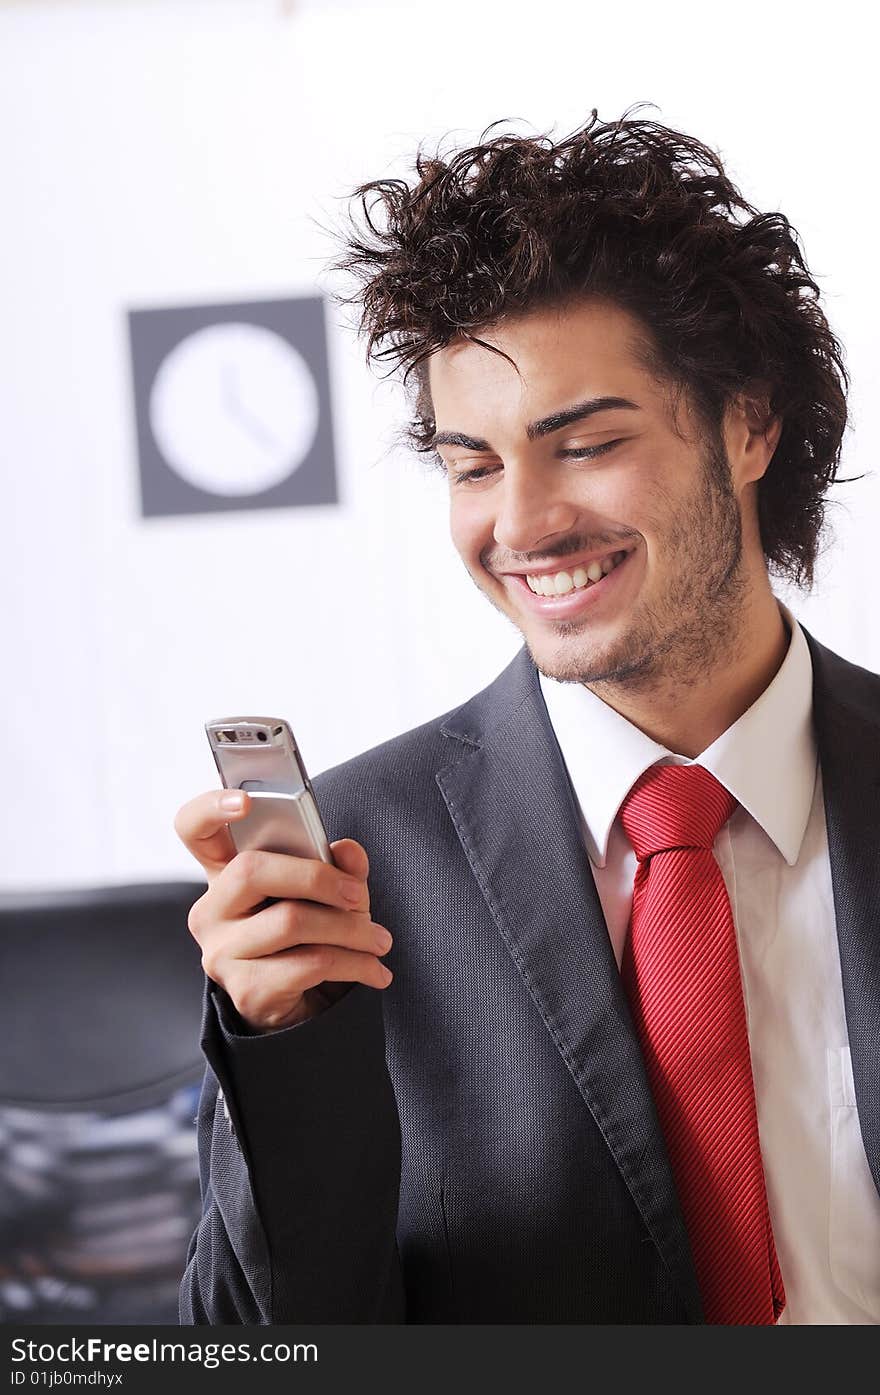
[148,322,320,497]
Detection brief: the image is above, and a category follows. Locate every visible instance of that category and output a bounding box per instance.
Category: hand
[173,790,393,1032]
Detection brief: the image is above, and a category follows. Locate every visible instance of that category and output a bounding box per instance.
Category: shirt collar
[537,599,817,869]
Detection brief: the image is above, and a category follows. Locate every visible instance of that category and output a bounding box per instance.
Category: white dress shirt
[538,599,880,1324]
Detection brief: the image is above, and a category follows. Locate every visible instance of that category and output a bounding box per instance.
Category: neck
[586,584,791,759]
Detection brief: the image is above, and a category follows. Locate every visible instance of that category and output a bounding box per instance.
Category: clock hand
[220,360,285,455]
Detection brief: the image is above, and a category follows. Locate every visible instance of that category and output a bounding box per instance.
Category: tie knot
[620,763,738,861]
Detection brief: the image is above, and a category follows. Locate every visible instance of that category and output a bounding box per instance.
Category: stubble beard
[504,443,752,696]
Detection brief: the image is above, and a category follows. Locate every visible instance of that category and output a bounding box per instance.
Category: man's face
[428,298,763,690]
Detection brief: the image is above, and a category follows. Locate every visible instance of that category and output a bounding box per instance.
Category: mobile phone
[205,716,335,866]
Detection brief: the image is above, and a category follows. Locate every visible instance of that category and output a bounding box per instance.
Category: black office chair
[0,881,208,1324]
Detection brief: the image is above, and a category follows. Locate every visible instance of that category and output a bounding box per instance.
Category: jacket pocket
[827,1046,880,1319]
[439,1185,459,1321]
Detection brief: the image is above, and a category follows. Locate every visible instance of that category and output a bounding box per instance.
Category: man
[176,109,880,1324]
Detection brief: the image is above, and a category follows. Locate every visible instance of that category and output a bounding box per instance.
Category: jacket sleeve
[179,978,406,1325]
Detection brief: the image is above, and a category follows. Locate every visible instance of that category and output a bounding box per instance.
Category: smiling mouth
[519,549,630,596]
[500,545,638,615]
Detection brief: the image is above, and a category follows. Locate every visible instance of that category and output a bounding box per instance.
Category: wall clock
[149,322,319,497]
[128,296,338,517]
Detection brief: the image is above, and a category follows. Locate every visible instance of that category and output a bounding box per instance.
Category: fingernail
[381,966,393,984]
[375,929,393,952]
[220,793,244,812]
[340,878,364,905]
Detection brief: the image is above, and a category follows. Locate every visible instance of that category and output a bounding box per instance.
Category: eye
[448,438,623,485]
[557,439,622,460]
[449,462,502,486]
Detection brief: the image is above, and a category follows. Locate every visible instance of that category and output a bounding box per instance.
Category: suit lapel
[436,647,704,1322]
[805,627,880,1200]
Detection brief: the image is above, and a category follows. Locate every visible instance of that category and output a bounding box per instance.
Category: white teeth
[526,551,627,596]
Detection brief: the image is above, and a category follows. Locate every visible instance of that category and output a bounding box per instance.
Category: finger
[215,847,369,920]
[294,941,393,990]
[328,839,371,912]
[227,946,394,1027]
[330,838,369,880]
[213,899,393,963]
[173,789,252,880]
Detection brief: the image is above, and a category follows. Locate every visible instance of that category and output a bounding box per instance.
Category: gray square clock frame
[127,295,339,518]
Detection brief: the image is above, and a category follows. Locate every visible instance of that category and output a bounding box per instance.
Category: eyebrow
[430,395,642,452]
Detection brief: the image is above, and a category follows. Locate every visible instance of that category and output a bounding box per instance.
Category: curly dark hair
[333,103,858,590]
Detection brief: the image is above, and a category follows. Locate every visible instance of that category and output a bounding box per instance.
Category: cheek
[608,473,671,542]
[448,495,490,565]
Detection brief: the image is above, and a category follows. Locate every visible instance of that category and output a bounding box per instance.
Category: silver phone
[205,716,335,867]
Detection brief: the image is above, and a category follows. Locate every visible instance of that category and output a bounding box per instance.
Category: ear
[729,381,782,487]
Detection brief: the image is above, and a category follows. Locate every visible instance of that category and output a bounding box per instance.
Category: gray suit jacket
[180,626,880,1324]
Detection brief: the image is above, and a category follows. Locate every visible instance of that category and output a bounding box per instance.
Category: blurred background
[1,0,876,1323]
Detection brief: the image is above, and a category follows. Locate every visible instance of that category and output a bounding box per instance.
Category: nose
[492,460,579,554]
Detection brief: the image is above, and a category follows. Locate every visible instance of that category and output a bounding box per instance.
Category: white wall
[2,0,877,890]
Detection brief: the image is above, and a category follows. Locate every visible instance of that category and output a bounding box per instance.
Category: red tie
[619,762,785,1325]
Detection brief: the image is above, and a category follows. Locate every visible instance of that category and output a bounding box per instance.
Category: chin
[526,625,644,687]
[525,630,603,684]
